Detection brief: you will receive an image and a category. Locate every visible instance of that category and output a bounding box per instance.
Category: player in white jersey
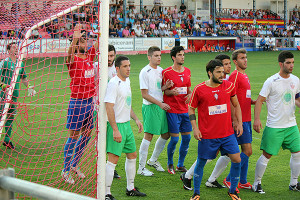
[253,51,300,193]
[137,46,173,176]
[94,44,120,179]
[104,56,146,199]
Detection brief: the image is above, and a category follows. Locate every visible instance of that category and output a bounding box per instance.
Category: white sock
[105,161,116,195]
[125,158,136,191]
[208,156,230,182]
[139,139,150,170]
[254,154,269,185]
[185,160,197,179]
[149,136,167,162]
[290,152,300,186]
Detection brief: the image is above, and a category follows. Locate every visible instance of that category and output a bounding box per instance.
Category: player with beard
[189,59,243,200]
[62,24,99,184]
[162,46,192,174]
[180,53,232,190]
[252,51,300,193]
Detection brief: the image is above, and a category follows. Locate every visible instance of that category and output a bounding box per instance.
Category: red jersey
[189,80,236,139]
[67,47,96,99]
[162,66,191,113]
[228,70,251,122]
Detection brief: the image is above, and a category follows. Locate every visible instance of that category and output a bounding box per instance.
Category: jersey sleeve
[161,70,167,86]
[187,69,191,87]
[139,69,149,90]
[228,72,238,88]
[189,86,200,109]
[104,81,117,104]
[20,62,27,79]
[89,46,96,61]
[259,78,272,98]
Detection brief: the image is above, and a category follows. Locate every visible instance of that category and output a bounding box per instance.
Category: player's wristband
[189,114,196,121]
[27,83,32,88]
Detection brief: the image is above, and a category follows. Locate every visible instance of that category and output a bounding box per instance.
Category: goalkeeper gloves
[27,84,37,96]
[0,83,8,91]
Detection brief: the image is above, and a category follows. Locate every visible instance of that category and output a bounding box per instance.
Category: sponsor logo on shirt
[208,104,227,115]
[85,68,95,78]
[246,90,251,98]
[282,90,292,105]
[176,87,187,94]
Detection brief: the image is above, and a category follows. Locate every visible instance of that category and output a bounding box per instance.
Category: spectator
[260,35,267,50]
[180,3,186,13]
[122,26,130,37]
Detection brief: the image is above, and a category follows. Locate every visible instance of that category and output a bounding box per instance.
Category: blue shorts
[197,134,240,160]
[235,121,252,145]
[166,112,192,134]
[66,97,94,131]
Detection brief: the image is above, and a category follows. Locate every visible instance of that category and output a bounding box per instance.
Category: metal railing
[0,168,96,200]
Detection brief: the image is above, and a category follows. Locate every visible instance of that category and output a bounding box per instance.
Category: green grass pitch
[1,51,300,200]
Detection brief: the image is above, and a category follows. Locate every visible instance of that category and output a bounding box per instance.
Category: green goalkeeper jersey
[0,57,27,99]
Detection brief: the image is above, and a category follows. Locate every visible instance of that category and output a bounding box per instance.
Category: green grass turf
[1,51,300,200]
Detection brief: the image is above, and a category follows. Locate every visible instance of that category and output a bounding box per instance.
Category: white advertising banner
[162,38,188,50]
[108,38,134,51]
[41,39,71,53]
[0,39,6,55]
[295,38,300,47]
[134,38,161,51]
[162,38,175,50]
[26,39,42,54]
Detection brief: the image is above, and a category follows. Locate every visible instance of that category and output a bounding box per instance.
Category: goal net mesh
[0,0,100,198]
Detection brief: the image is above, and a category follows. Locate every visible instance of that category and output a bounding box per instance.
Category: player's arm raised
[230,95,243,137]
[189,106,202,140]
[106,102,122,143]
[253,95,266,133]
[66,24,82,65]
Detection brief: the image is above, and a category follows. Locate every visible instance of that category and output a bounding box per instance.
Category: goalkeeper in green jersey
[0,42,36,149]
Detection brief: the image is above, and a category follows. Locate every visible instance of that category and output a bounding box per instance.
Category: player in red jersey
[62,24,99,184]
[189,59,243,200]
[162,46,192,174]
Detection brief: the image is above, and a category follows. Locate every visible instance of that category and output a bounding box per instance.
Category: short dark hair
[278,51,294,63]
[115,56,129,68]
[148,46,161,57]
[7,42,16,51]
[170,46,184,61]
[215,54,230,61]
[108,44,116,53]
[232,48,247,61]
[206,59,223,78]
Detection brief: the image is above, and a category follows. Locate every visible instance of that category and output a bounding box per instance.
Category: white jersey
[139,65,163,105]
[224,74,229,80]
[93,62,117,81]
[259,73,300,128]
[104,76,131,123]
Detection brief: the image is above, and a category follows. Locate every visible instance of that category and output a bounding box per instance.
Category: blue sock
[71,136,91,168]
[167,136,179,166]
[178,134,191,167]
[63,138,77,172]
[229,162,241,194]
[193,158,207,195]
[240,152,249,184]
[226,172,231,182]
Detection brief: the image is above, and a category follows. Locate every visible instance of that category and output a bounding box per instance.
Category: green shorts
[142,104,168,135]
[260,126,300,155]
[106,121,136,157]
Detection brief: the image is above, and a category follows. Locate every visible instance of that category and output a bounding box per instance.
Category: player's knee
[127,151,137,159]
[262,151,272,159]
[144,132,153,141]
[243,149,252,157]
[161,132,170,140]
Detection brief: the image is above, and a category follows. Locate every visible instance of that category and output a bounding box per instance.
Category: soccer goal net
[0,0,104,198]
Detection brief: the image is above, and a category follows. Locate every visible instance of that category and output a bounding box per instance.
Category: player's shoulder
[193,81,206,91]
[140,64,151,73]
[183,66,191,73]
[162,66,172,75]
[290,74,300,82]
[265,73,280,83]
[223,80,235,92]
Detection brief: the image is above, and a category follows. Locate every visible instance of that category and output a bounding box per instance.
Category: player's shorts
[106,121,136,157]
[197,134,240,160]
[66,97,94,131]
[0,97,17,117]
[142,104,168,135]
[166,112,192,134]
[260,125,300,155]
[234,121,252,145]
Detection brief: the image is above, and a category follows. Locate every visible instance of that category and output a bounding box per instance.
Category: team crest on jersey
[282,90,292,105]
[214,93,218,100]
[290,82,295,89]
[179,74,184,82]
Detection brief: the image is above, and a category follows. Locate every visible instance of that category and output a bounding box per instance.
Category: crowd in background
[0,1,300,40]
